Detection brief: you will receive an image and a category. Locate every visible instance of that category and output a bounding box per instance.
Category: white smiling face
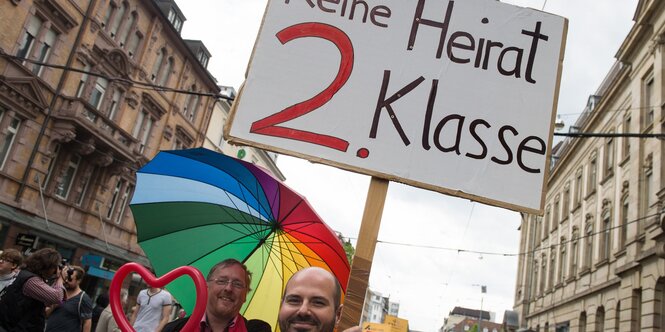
[206,263,248,321]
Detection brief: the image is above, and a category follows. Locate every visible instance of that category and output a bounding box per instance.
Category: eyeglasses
[0,258,14,264]
[208,278,245,289]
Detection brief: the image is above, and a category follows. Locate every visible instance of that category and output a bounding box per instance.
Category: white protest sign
[226,0,567,213]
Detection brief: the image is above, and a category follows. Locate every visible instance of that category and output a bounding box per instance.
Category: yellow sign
[362,323,391,332]
[384,315,408,332]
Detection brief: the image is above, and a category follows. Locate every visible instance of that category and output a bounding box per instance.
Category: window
[622,114,631,159]
[579,311,587,332]
[584,220,594,268]
[151,48,165,81]
[600,209,611,261]
[574,168,583,207]
[183,85,200,122]
[540,256,546,294]
[16,16,42,59]
[197,49,209,68]
[633,289,642,331]
[107,178,133,223]
[133,109,154,154]
[595,307,605,332]
[544,206,550,237]
[604,131,615,177]
[157,57,174,86]
[127,31,142,58]
[109,1,127,37]
[559,237,566,284]
[76,63,91,97]
[116,183,132,224]
[43,144,60,189]
[644,155,655,209]
[562,184,570,218]
[570,228,579,277]
[89,77,108,109]
[549,247,555,289]
[620,197,629,249]
[644,74,655,128]
[76,166,95,206]
[534,216,542,243]
[54,154,81,199]
[588,154,597,194]
[31,27,57,76]
[167,8,183,32]
[532,259,538,297]
[553,196,560,229]
[0,108,21,169]
[118,12,136,47]
[17,15,59,77]
[108,89,122,120]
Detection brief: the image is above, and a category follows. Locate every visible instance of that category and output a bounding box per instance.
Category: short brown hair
[1,248,23,267]
[24,248,61,278]
[68,265,85,281]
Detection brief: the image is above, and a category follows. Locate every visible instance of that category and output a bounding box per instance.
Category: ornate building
[0,0,268,300]
[513,1,665,331]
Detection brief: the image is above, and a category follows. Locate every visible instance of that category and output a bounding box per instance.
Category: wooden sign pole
[339,176,389,330]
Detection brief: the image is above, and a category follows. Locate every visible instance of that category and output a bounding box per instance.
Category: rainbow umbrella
[129,148,350,328]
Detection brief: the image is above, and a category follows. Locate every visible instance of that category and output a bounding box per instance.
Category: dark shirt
[45,291,93,332]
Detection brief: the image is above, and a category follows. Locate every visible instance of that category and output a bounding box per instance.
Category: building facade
[513,1,665,331]
[0,0,228,301]
[361,287,401,325]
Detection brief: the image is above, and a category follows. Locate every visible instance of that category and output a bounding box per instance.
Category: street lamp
[471,284,487,332]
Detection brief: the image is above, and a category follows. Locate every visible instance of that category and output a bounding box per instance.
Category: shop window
[0,107,22,170]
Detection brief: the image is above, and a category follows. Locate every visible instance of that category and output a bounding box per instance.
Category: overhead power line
[554,132,665,139]
[342,211,662,258]
[0,53,234,100]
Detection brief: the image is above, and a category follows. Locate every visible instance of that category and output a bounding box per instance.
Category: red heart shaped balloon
[109,263,207,332]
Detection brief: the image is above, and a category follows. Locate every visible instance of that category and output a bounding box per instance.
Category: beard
[278,314,336,332]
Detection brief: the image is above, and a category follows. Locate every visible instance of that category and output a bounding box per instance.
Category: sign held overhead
[226,0,568,213]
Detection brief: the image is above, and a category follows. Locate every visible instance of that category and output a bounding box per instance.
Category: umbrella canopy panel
[130,148,350,328]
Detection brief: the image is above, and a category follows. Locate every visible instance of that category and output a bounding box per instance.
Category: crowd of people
[0,249,361,332]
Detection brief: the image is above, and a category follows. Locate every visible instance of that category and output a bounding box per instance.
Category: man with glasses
[162,258,270,332]
[0,248,23,293]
